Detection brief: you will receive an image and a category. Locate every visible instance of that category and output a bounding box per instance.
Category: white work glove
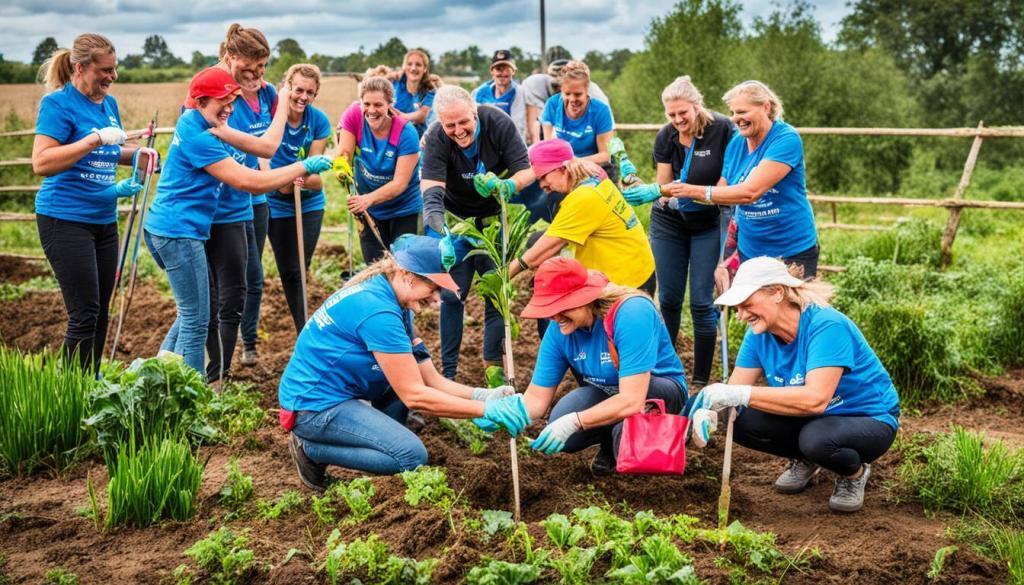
[688,383,752,413]
[530,413,584,454]
[471,385,516,401]
[690,408,718,448]
[93,126,127,146]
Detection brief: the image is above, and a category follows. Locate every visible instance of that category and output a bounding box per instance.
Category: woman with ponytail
[392,48,440,136]
[31,33,147,374]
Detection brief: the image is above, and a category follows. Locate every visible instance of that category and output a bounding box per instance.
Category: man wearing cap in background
[687,256,900,513]
[472,49,527,142]
[522,48,610,145]
[280,235,516,488]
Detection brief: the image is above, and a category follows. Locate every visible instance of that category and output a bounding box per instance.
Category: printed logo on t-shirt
[107,116,120,127]
[385,149,395,159]
[772,374,785,385]
[694,149,711,157]
[825,394,844,411]
[788,373,805,386]
[573,351,586,362]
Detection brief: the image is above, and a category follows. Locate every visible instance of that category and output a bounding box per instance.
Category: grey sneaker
[774,459,821,494]
[288,433,327,493]
[829,464,871,513]
[240,347,258,366]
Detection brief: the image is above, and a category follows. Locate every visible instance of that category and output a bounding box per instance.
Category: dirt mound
[0,254,49,284]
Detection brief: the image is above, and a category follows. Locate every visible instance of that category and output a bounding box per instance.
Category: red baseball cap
[521,257,609,319]
[184,67,241,109]
[528,139,574,178]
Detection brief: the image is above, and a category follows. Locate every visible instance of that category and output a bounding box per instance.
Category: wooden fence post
[939,121,985,268]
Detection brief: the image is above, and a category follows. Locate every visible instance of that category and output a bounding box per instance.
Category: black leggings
[358,212,419,264]
[205,222,248,382]
[37,215,118,374]
[268,210,324,332]
[733,408,897,476]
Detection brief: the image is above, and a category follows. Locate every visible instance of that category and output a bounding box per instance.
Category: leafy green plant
[44,568,79,585]
[314,477,376,525]
[439,417,493,454]
[183,528,257,585]
[991,528,1024,585]
[481,509,515,539]
[927,545,958,580]
[466,559,541,585]
[605,534,698,584]
[506,520,547,566]
[0,348,93,477]
[84,354,218,457]
[401,466,459,531]
[205,382,266,438]
[256,490,304,520]
[99,433,204,528]
[546,546,598,585]
[218,458,253,516]
[899,427,1024,521]
[451,203,534,340]
[322,531,435,585]
[543,513,586,550]
[698,520,811,578]
[990,266,1024,366]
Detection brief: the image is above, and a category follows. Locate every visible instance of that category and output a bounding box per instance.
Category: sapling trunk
[499,198,523,523]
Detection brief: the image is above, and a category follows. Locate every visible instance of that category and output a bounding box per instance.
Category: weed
[927,545,957,580]
[401,466,460,532]
[205,382,266,438]
[183,527,257,585]
[465,559,541,585]
[218,458,254,517]
[0,348,93,477]
[44,568,78,585]
[322,531,435,585]
[438,417,492,455]
[256,490,305,520]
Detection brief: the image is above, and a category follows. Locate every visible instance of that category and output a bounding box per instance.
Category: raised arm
[208,86,291,158]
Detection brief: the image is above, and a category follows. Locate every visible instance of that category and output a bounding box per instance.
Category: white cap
[714,256,805,306]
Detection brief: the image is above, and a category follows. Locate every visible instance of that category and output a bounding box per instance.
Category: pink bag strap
[343,100,408,149]
[602,294,652,370]
[644,399,667,414]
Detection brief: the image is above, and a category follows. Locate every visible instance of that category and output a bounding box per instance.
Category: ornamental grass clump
[0,348,93,477]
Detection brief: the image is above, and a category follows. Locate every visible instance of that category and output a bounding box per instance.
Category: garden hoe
[109,113,158,361]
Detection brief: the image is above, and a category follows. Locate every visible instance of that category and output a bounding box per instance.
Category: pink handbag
[616,399,688,475]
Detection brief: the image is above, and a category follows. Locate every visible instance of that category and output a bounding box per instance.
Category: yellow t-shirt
[546,178,655,288]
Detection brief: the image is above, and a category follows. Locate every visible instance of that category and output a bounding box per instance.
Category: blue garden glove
[622,184,662,206]
[114,178,144,198]
[686,383,752,417]
[689,408,718,448]
[301,154,333,175]
[619,157,638,179]
[530,413,583,455]
[439,226,457,271]
[482,394,531,437]
[473,172,516,201]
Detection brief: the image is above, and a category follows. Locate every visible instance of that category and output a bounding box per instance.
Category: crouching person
[688,256,900,513]
[279,235,513,490]
[481,257,688,475]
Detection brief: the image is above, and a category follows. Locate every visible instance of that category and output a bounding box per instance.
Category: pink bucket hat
[528,139,574,178]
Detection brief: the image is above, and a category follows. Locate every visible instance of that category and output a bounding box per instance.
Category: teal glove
[623,184,662,206]
[439,226,457,271]
[301,154,333,174]
[473,417,500,433]
[619,157,638,179]
[530,413,583,455]
[114,178,144,198]
[473,172,516,201]
[483,394,531,437]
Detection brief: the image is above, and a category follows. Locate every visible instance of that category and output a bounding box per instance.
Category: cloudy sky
[0,0,851,64]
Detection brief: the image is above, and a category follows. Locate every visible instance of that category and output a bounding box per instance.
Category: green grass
[0,348,93,477]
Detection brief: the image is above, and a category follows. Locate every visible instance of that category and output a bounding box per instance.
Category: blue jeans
[440,249,504,379]
[548,375,687,462]
[241,202,269,349]
[144,231,210,375]
[649,207,720,384]
[292,392,428,475]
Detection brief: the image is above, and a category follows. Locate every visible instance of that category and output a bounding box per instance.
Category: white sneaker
[829,464,871,513]
[774,459,820,494]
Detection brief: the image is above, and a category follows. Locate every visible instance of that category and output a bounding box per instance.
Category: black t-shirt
[421,105,531,219]
[653,111,735,187]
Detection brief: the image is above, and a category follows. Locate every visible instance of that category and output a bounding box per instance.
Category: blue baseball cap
[391,235,460,293]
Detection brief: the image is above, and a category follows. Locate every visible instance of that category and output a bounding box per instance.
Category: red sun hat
[528,138,574,178]
[521,257,609,319]
[184,67,241,109]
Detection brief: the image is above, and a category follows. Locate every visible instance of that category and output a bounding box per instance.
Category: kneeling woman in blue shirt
[144,67,332,377]
[279,236,514,490]
[688,257,901,513]
[481,257,688,475]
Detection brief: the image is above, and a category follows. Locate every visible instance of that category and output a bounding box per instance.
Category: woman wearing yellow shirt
[509,139,655,294]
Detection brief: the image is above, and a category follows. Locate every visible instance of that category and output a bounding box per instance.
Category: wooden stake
[499,198,522,522]
[294,184,308,321]
[940,121,985,268]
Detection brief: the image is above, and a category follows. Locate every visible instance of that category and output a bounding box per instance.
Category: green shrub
[990,266,1024,366]
[322,531,435,585]
[100,434,204,528]
[84,355,217,457]
[182,527,257,585]
[899,427,1024,521]
[0,348,93,476]
[860,218,943,267]
[218,458,254,516]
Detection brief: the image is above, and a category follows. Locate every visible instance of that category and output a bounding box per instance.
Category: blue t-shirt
[722,120,817,259]
[735,304,901,429]
[266,105,333,220]
[34,83,124,224]
[540,94,614,157]
[354,118,422,221]
[473,80,517,115]
[212,83,277,223]
[278,275,430,412]
[144,109,233,240]
[531,297,686,395]
[393,75,435,136]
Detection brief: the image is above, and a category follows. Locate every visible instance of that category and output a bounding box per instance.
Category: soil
[0,253,1013,583]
